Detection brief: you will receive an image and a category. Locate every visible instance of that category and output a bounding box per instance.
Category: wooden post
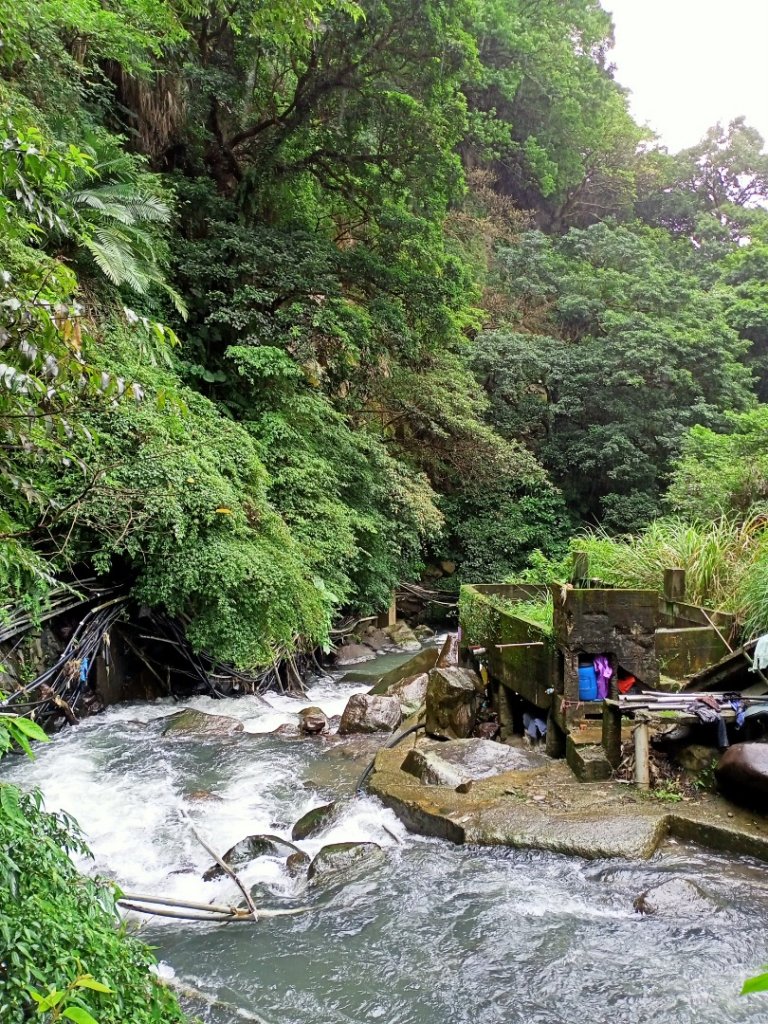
[572,551,589,583]
[377,593,397,629]
[602,701,622,768]
[633,719,650,790]
[663,568,686,603]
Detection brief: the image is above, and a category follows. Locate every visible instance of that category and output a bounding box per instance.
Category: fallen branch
[178,809,258,918]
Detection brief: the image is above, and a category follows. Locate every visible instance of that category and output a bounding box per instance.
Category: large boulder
[716,743,768,807]
[425,667,485,739]
[307,842,385,882]
[162,709,243,738]
[291,801,338,841]
[385,672,429,716]
[297,706,329,735]
[335,643,376,666]
[202,834,302,881]
[338,693,402,735]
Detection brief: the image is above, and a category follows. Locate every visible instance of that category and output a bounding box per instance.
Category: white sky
[602,0,768,152]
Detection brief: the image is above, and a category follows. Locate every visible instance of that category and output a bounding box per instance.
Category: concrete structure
[459,564,734,782]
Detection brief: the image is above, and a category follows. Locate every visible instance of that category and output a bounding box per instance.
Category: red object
[617,676,636,694]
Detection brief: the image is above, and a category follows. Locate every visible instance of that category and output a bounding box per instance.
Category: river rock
[414,625,434,640]
[286,851,311,877]
[362,627,390,652]
[335,643,376,666]
[385,622,421,652]
[425,667,485,739]
[307,841,385,882]
[338,693,402,735]
[675,743,719,775]
[203,834,303,881]
[385,672,429,715]
[716,743,768,807]
[298,706,329,735]
[633,878,714,917]
[435,634,459,668]
[291,801,338,841]
[161,709,244,738]
[272,722,301,739]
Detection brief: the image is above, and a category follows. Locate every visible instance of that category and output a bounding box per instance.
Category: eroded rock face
[716,743,768,807]
[633,878,714,917]
[425,667,485,739]
[203,834,302,881]
[335,643,376,666]
[338,693,402,735]
[307,841,385,882]
[161,709,244,738]
[291,801,338,841]
[298,706,329,735]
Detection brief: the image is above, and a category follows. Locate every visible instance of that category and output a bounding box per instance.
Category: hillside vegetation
[3,0,768,664]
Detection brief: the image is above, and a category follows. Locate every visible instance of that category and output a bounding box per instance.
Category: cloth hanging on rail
[752,634,768,673]
[593,655,612,699]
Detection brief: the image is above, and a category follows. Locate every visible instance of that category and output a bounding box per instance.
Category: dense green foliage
[0,783,186,1024]
[2,0,768,662]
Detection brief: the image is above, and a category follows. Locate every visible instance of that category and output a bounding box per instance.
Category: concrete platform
[368,735,768,861]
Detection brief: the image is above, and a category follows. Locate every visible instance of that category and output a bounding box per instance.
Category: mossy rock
[291,801,338,841]
[307,841,385,882]
[202,834,303,880]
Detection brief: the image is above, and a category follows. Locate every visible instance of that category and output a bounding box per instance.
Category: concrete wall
[460,585,558,712]
[552,585,659,690]
[655,627,730,680]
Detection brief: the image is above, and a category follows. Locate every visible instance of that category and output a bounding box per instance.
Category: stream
[4,648,768,1024]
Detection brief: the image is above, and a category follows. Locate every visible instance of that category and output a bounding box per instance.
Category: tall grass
[573,510,768,631]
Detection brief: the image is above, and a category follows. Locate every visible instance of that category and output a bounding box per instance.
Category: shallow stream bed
[4,658,768,1024]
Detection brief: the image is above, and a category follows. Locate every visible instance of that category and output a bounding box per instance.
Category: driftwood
[178,808,259,918]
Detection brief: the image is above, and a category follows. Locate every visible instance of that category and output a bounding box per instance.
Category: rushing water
[4,657,768,1024]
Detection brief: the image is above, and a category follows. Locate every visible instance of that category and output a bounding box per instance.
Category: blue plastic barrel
[578,666,598,701]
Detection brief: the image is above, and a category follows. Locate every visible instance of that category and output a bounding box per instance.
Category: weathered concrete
[368,736,768,861]
[566,737,612,782]
[655,627,729,679]
[402,738,545,788]
[554,586,659,691]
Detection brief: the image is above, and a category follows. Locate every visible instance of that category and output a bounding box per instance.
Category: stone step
[566,737,613,782]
